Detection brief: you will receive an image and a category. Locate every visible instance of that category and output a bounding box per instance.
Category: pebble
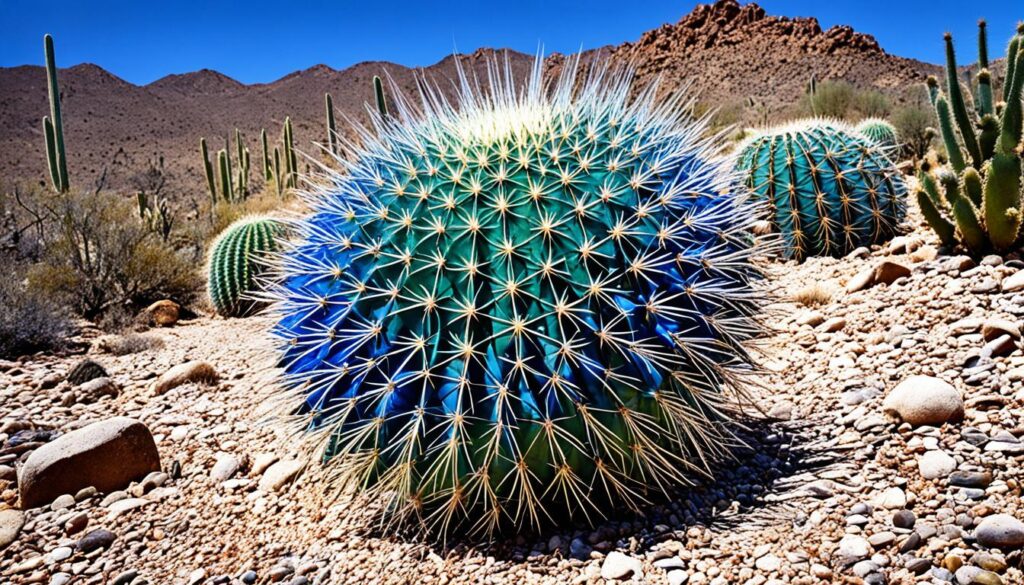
[918,449,957,480]
[835,534,872,564]
[211,453,242,483]
[600,551,643,580]
[76,528,116,553]
[882,375,964,426]
[975,514,1024,550]
[0,508,25,549]
[258,460,303,492]
[892,510,916,529]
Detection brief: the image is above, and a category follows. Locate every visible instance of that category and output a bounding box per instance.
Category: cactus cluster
[737,119,907,260]
[855,118,899,152]
[43,34,70,194]
[267,60,765,534]
[137,191,173,241]
[261,117,298,197]
[201,130,251,206]
[917,21,1024,255]
[207,216,284,318]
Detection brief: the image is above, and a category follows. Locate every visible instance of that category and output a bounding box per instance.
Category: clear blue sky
[1,0,1018,85]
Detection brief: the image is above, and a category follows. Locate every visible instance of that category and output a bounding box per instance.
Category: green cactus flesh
[737,120,907,260]
[855,118,899,152]
[208,216,284,317]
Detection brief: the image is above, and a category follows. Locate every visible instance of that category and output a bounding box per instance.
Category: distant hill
[0,0,947,199]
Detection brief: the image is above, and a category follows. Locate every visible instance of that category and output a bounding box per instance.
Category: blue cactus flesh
[269,60,765,535]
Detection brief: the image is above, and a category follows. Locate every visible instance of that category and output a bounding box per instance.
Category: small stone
[835,534,872,564]
[210,453,242,483]
[821,317,846,333]
[983,335,1017,358]
[151,361,219,395]
[797,310,825,327]
[667,570,688,585]
[64,511,88,535]
[1001,270,1024,293]
[950,471,992,488]
[982,319,1021,341]
[847,267,876,292]
[111,570,139,585]
[240,571,258,584]
[46,546,74,563]
[0,508,25,550]
[755,554,781,572]
[918,450,957,480]
[868,531,896,548]
[882,375,964,426]
[106,497,152,518]
[65,359,108,385]
[76,528,116,553]
[873,261,911,285]
[601,551,643,580]
[258,460,303,492]
[18,417,161,508]
[975,514,1024,550]
[892,510,916,529]
[50,493,75,511]
[876,487,907,510]
[974,552,1007,572]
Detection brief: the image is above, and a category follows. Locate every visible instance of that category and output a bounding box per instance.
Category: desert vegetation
[1,3,1024,585]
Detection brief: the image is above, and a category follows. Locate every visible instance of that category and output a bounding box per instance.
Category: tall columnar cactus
[737,120,907,260]
[325,93,338,155]
[283,116,297,189]
[43,34,70,193]
[208,216,284,317]
[202,130,250,205]
[201,137,218,203]
[373,75,389,118]
[918,21,1024,255]
[855,118,899,152]
[266,60,766,535]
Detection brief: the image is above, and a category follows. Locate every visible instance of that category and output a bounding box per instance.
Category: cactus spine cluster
[268,59,765,534]
[737,119,907,260]
[43,34,70,193]
[855,118,899,152]
[918,21,1024,255]
[208,216,284,317]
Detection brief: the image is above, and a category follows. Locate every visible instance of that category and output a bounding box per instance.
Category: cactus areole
[268,59,765,535]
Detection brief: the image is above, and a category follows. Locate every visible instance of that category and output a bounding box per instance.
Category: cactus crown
[855,117,900,152]
[737,119,906,260]
[267,58,765,535]
[208,216,284,317]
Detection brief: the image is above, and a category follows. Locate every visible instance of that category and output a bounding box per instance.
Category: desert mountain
[0,0,942,198]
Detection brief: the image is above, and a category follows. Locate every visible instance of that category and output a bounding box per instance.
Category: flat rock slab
[18,417,161,508]
[0,508,25,550]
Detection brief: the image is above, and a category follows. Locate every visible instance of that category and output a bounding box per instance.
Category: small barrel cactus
[855,118,899,152]
[737,119,907,260]
[267,60,766,535]
[208,216,284,317]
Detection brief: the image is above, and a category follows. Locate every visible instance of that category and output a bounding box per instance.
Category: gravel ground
[2,212,1024,585]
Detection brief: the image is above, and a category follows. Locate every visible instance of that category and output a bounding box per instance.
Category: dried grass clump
[792,282,835,307]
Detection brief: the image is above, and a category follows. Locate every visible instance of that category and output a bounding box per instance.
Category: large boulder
[882,375,964,426]
[18,417,160,508]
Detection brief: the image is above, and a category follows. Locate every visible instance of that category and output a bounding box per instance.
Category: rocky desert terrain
[2,204,1024,585]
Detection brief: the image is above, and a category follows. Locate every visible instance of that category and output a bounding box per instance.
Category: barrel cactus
[208,216,284,317]
[267,60,766,535]
[737,119,907,260]
[855,118,899,152]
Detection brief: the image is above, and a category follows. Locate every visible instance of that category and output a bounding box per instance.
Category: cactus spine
[208,216,284,318]
[268,59,766,535]
[43,34,69,193]
[737,119,907,260]
[920,21,1024,255]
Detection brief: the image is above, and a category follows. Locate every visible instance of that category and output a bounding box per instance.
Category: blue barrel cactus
[267,61,766,534]
[737,120,907,260]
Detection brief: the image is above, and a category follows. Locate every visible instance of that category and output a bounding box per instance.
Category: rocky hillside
[0,0,941,197]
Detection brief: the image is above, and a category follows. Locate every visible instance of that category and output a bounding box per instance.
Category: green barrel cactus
[208,216,284,317]
[267,60,767,535]
[737,119,907,260]
[917,21,1024,255]
[855,118,899,152]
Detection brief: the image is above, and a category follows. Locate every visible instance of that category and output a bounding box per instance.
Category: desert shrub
[96,332,165,355]
[792,282,835,307]
[892,102,936,161]
[24,190,199,320]
[801,80,891,121]
[0,267,74,359]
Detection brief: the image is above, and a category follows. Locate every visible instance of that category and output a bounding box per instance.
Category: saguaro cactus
[43,34,70,193]
[325,93,338,155]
